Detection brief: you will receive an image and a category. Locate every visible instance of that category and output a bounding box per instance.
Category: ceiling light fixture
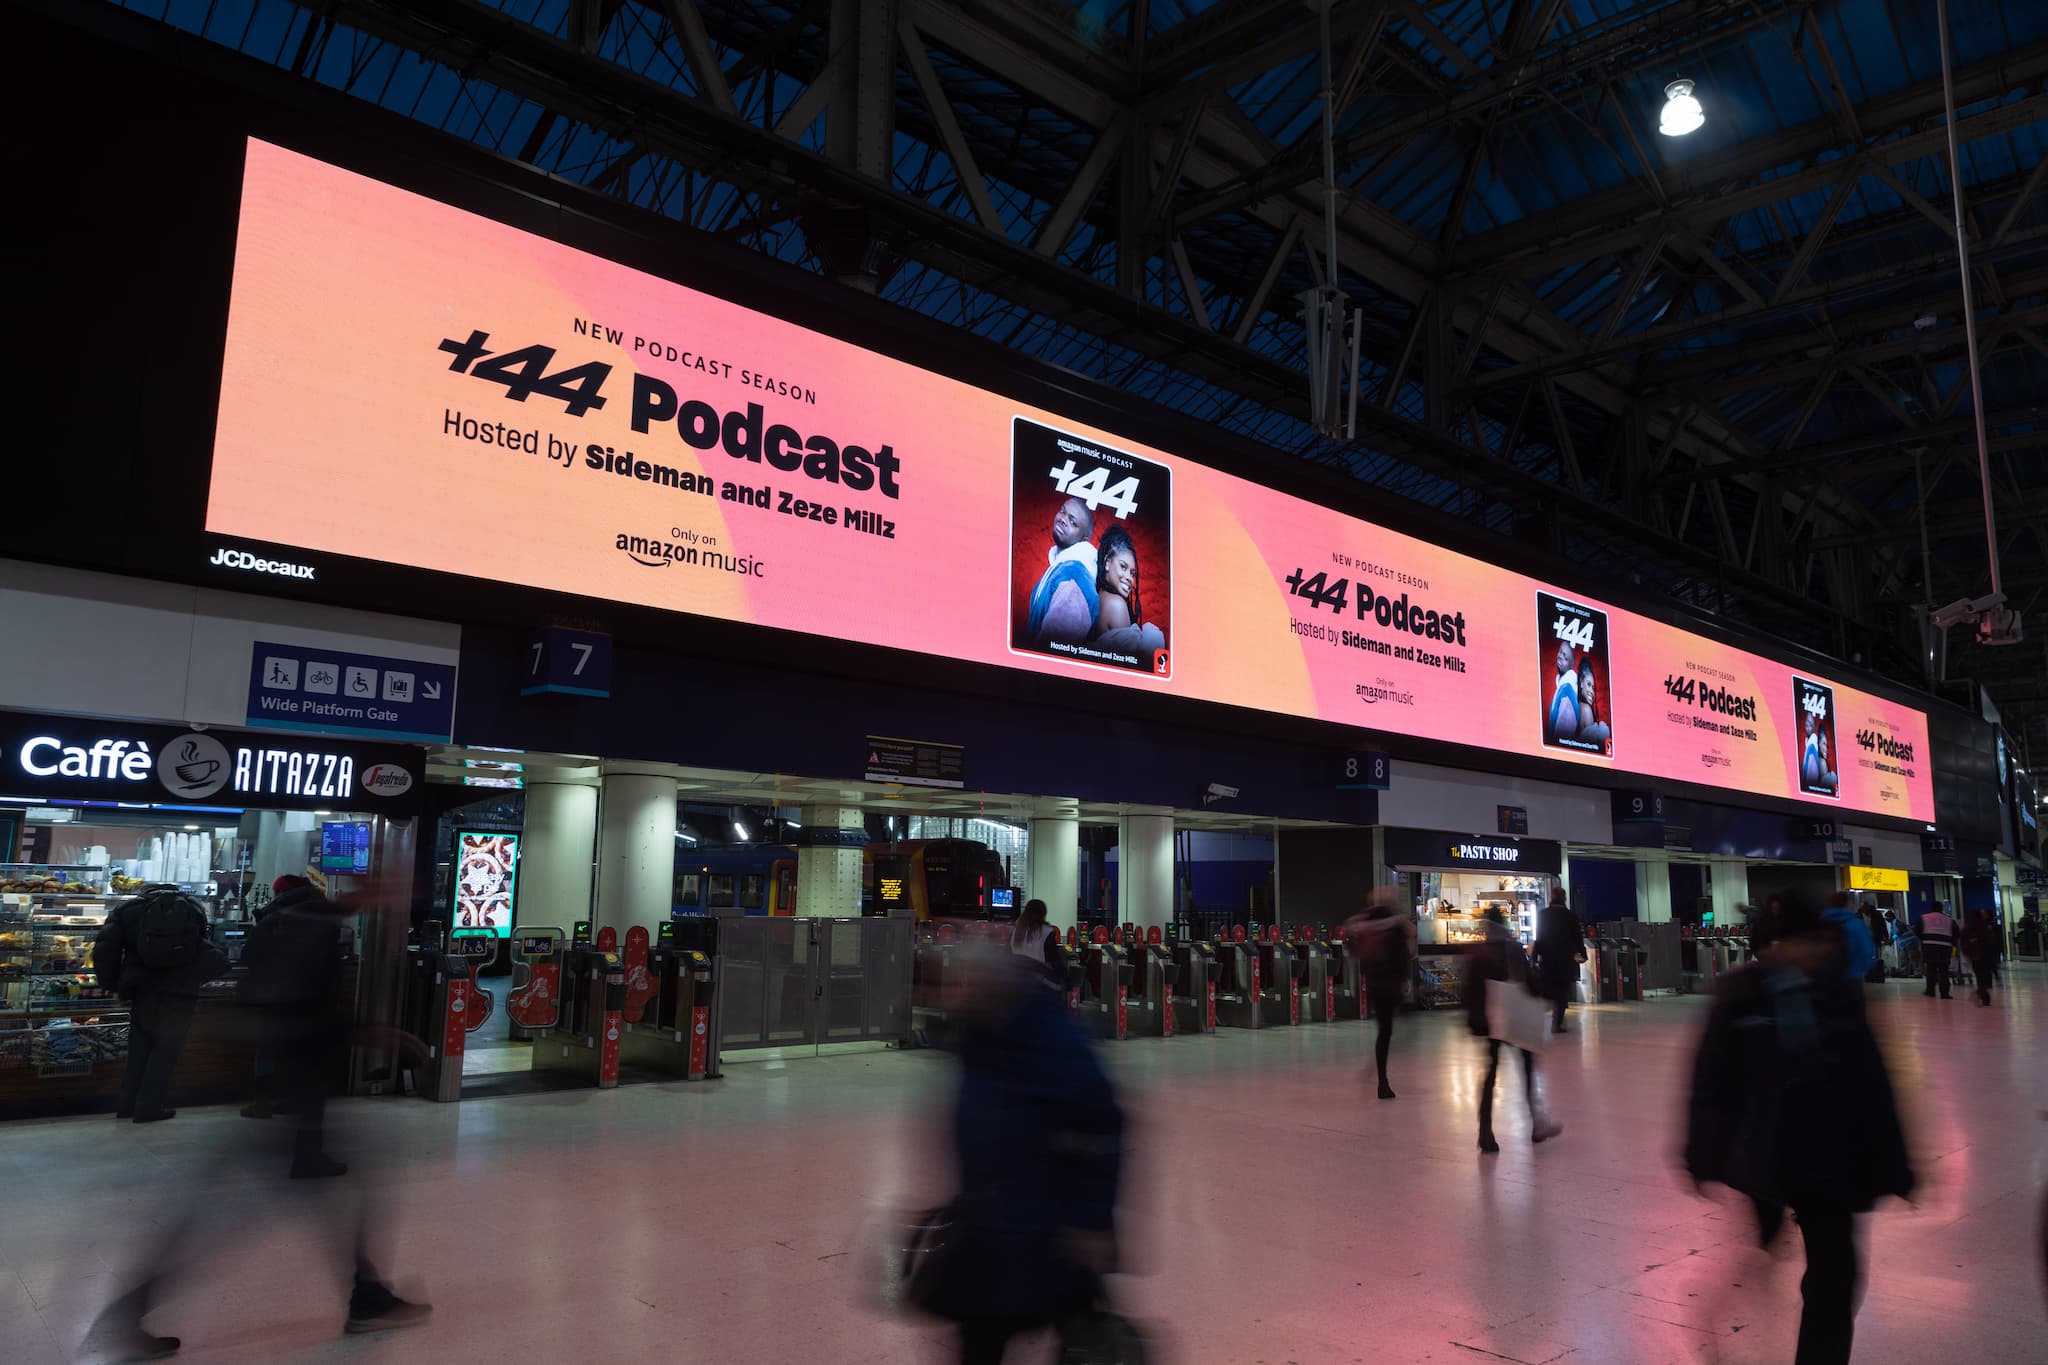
[732,821,750,842]
[1659,79,1704,137]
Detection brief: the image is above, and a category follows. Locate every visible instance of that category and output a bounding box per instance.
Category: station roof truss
[87,0,2048,745]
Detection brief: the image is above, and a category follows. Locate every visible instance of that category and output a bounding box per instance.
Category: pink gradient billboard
[207,140,1934,820]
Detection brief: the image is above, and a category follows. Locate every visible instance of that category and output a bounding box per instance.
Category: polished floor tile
[1,966,2041,1363]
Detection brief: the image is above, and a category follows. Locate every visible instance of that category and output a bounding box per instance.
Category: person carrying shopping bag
[1463,907,1562,1153]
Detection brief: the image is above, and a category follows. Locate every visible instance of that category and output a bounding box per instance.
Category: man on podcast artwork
[1027,495,1100,646]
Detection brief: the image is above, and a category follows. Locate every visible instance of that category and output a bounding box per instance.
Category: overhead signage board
[0,712,424,814]
[522,627,613,698]
[1336,750,1391,791]
[206,139,1934,822]
[1846,865,1909,893]
[864,736,965,789]
[1382,827,1563,876]
[246,639,456,742]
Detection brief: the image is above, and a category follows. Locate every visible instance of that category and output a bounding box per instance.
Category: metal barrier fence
[716,916,913,1054]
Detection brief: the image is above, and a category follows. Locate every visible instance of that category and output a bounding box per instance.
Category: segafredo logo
[210,547,316,580]
[361,763,415,798]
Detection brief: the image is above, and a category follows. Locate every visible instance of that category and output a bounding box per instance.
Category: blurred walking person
[1959,909,2001,1007]
[92,883,429,1359]
[92,885,227,1123]
[1684,890,1914,1365]
[921,947,1126,1363]
[1464,907,1560,1153]
[1917,901,1958,999]
[1533,885,1586,1033]
[1343,888,1415,1099]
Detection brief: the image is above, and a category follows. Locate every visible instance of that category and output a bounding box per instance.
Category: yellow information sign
[1846,865,1908,893]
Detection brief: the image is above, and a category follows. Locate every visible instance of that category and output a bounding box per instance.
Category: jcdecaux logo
[210,547,316,580]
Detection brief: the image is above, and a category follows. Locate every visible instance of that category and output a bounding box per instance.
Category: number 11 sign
[522,628,613,698]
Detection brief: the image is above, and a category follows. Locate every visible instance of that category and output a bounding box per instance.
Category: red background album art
[1008,417,1172,671]
[1535,592,1613,757]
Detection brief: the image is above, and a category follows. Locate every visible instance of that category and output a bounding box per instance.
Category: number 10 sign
[522,628,613,698]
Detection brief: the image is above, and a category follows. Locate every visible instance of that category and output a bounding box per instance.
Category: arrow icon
[422,680,443,700]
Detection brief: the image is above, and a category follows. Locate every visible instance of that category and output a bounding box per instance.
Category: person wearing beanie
[1684,889,1914,1363]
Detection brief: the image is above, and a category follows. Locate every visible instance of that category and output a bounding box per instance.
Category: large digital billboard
[207,140,1934,821]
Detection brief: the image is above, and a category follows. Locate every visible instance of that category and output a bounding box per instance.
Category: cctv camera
[1930,592,2006,630]
[1206,783,1240,799]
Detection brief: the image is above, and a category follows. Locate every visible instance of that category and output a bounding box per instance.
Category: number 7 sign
[520,628,614,698]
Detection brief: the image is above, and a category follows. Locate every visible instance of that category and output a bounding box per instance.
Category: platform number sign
[521,627,613,699]
[1338,750,1390,791]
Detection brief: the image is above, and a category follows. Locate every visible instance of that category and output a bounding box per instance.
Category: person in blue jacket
[940,947,1125,1363]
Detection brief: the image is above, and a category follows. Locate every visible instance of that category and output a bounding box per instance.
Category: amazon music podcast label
[1537,592,1613,758]
[1008,417,1172,677]
[1793,676,1840,799]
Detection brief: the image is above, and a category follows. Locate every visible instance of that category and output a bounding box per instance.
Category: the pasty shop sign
[0,713,424,814]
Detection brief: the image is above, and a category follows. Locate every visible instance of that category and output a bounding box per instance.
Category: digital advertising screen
[207,139,1935,821]
[452,830,517,937]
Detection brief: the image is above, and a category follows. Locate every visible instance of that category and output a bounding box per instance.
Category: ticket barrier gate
[1294,927,1336,1023]
[1257,932,1306,1026]
[1613,932,1644,1001]
[617,920,721,1081]
[1211,928,1262,1029]
[1078,931,1132,1041]
[402,923,496,1102]
[1324,931,1362,1019]
[506,926,567,1036]
[1128,927,1176,1038]
[1170,941,1220,1033]
[532,924,625,1088]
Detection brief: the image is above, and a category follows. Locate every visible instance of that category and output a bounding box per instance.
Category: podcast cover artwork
[1537,592,1614,757]
[1008,417,1172,676]
[1793,676,1839,798]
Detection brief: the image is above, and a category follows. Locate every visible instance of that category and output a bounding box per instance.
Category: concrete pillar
[1634,850,1674,923]
[594,770,676,934]
[796,804,864,917]
[1027,814,1079,930]
[1709,857,1747,927]
[1117,814,1174,930]
[519,781,597,929]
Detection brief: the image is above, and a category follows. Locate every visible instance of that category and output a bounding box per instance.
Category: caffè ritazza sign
[0,713,423,814]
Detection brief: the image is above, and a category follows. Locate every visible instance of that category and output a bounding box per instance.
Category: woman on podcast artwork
[1090,524,1166,664]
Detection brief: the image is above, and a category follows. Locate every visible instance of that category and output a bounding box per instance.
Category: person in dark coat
[941,947,1124,1363]
[1464,908,1560,1152]
[92,888,228,1123]
[239,875,351,1175]
[1684,889,1914,1365]
[93,879,430,1359]
[1532,886,1585,1032]
[1343,888,1416,1099]
[1959,909,2001,1006]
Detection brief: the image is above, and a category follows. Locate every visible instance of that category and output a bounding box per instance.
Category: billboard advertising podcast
[206,140,1935,821]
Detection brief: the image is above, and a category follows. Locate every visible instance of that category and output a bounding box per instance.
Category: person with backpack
[93,885,228,1123]
[1342,888,1414,1099]
[1532,885,1586,1033]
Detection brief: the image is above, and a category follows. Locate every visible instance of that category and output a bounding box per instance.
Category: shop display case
[0,864,131,1081]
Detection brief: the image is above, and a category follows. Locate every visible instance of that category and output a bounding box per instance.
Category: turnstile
[1212,935,1262,1029]
[617,920,722,1081]
[402,922,496,1102]
[1079,941,1132,1041]
[1170,941,1220,1033]
[1128,934,1176,1037]
[1295,933,1335,1022]
[1257,937,1305,1026]
[532,924,624,1088]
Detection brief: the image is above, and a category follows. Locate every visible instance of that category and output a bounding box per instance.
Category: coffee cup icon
[159,734,232,798]
[176,757,221,784]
